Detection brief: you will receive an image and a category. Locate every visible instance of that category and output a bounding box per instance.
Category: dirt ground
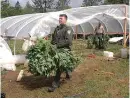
[1,56,129,98]
[1,57,90,98]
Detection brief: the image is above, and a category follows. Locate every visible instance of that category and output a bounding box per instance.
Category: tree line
[1,0,129,18]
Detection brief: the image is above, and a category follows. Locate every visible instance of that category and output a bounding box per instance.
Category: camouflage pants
[94,34,109,49]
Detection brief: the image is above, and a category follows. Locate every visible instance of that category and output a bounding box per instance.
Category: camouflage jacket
[51,24,73,50]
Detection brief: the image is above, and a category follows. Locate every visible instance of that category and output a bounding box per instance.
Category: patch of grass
[71,40,129,98]
[1,70,8,75]
[85,80,112,98]
[7,40,24,54]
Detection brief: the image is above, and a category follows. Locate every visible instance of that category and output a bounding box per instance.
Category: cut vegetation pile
[26,39,79,77]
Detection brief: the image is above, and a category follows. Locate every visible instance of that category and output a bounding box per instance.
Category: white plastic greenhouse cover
[0,37,16,71]
[0,4,129,39]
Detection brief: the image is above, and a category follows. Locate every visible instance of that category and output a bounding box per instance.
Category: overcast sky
[9,0,84,8]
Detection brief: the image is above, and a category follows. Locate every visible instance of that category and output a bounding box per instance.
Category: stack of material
[109,37,123,43]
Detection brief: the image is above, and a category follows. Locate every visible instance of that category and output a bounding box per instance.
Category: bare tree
[55,0,71,11]
[32,0,54,13]
[82,0,102,6]
[23,1,35,14]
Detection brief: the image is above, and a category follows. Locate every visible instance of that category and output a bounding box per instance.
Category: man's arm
[51,29,57,45]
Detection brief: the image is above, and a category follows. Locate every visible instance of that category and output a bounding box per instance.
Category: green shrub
[87,35,94,49]
[93,34,109,49]
[26,38,79,77]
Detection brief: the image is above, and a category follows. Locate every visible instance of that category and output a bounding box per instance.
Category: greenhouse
[0,4,129,39]
[1,4,129,98]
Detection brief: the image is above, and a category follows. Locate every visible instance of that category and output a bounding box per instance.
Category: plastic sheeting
[0,37,16,71]
[109,37,123,43]
[0,4,129,39]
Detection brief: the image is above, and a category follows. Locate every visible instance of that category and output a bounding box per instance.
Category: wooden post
[123,5,127,48]
[16,70,24,82]
[83,33,86,40]
[75,25,78,40]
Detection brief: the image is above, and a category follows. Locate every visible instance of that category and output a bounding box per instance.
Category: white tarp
[0,4,129,39]
[109,37,123,43]
[0,37,16,71]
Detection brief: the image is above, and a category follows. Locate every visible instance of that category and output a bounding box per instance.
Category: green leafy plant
[103,34,109,49]
[26,38,79,77]
[87,35,94,49]
[93,34,109,49]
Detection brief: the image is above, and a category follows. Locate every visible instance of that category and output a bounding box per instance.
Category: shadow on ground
[19,75,54,90]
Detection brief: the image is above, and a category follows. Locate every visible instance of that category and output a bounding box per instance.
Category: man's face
[59,16,67,25]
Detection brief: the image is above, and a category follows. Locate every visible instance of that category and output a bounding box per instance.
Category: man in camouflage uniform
[94,22,106,49]
[48,14,73,92]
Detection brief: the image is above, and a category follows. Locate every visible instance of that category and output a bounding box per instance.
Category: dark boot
[1,93,6,98]
[65,71,72,80]
[48,81,60,92]
[48,69,61,92]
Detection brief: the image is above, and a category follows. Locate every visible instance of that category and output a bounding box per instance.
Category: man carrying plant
[48,14,73,92]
